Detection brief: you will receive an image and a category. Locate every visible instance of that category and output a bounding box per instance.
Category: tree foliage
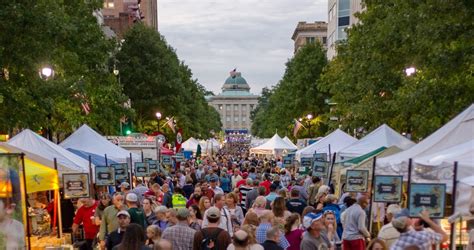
[0,0,131,136]
[320,0,474,139]
[116,24,221,139]
[251,43,329,138]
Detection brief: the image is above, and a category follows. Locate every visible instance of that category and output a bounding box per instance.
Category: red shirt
[203,188,215,200]
[73,201,99,239]
[260,180,271,195]
[236,178,247,188]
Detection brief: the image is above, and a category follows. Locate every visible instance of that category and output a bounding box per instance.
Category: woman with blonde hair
[198,196,211,215]
[314,191,328,210]
[322,210,341,249]
[248,196,270,217]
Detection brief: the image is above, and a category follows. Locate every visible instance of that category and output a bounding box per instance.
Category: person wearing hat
[125,193,146,229]
[161,208,196,250]
[377,204,402,248]
[390,209,448,250]
[119,182,130,195]
[202,193,234,236]
[105,210,131,250]
[99,193,128,249]
[209,176,224,195]
[193,207,232,250]
[301,212,332,249]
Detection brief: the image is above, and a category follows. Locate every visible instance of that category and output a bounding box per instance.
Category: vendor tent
[283,136,298,150]
[8,129,90,174]
[199,139,220,154]
[66,148,118,166]
[0,143,59,193]
[60,124,139,163]
[250,134,296,156]
[339,124,415,161]
[295,129,358,160]
[456,176,474,215]
[377,103,474,177]
[181,137,200,152]
[250,138,269,147]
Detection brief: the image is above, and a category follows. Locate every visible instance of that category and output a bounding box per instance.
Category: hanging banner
[409,183,446,218]
[373,175,403,203]
[63,173,90,199]
[312,153,329,179]
[345,170,369,192]
[299,158,312,174]
[112,163,128,182]
[161,155,172,165]
[0,154,26,249]
[282,156,294,168]
[134,162,149,177]
[95,166,115,186]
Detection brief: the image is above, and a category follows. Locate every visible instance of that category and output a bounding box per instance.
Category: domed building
[207,71,259,134]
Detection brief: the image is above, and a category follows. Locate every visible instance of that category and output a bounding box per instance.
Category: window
[338,16,350,26]
[234,104,239,111]
[322,37,327,45]
[234,117,239,122]
[242,117,247,122]
[306,37,316,44]
[226,116,231,122]
[226,105,231,111]
[242,105,247,111]
[103,0,114,8]
[250,104,254,110]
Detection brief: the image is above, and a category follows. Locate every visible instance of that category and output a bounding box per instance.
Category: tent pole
[129,153,134,189]
[449,161,458,250]
[368,156,377,235]
[327,153,336,187]
[20,154,32,250]
[88,155,95,198]
[141,150,144,162]
[54,158,63,240]
[328,144,331,160]
[105,154,108,167]
[406,159,413,208]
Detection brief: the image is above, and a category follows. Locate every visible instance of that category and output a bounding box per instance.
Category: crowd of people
[71,148,451,250]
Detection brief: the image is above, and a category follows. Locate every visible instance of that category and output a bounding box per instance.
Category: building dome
[222,71,250,91]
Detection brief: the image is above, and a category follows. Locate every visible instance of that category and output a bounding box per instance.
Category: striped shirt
[238,185,253,207]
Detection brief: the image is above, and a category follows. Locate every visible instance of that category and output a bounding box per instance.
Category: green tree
[0,0,130,137]
[320,0,474,139]
[251,42,329,138]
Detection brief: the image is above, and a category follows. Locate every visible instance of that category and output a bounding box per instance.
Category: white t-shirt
[0,218,25,250]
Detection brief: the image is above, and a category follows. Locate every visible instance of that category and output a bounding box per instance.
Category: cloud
[158,0,327,94]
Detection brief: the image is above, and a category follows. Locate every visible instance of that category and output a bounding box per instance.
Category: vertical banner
[95,166,115,186]
[345,170,369,192]
[408,183,446,218]
[112,163,129,183]
[299,158,312,175]
[175,129,183,153]
[63,173,90,199]
[0,154,26,249]
[312,153,329,180]
[373,175,403,203]
[134,162,149,177]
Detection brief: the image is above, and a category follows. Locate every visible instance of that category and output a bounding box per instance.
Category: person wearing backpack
[193,207,231,250]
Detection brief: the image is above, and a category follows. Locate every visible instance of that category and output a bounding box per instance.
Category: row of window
[305,37,328,45]
[218,104,254,111]
[225,116,247,122]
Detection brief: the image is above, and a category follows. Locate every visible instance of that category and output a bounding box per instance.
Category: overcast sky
[157,0,327,95]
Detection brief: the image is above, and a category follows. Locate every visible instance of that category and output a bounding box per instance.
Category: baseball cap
[126,193,138,202]
[392,216,408,230]
[387,204,402,215]
[120,182,130,188]
[206,207,221,219]
[395,208,410,218]
[303,212,323,229]
[242,172,249,178]
[117,210,130,218]
[210,176,218,182]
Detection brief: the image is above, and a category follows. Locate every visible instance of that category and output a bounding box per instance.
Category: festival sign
[409,183,446,218]
[345,170,369,192]
[373,175,403,203]
[95,165,115,186]
[312,153,329,179]
[174,153,184,163]
[134,162,149,177]
[63,173,90,199]
[112,163,128,182]
[146,159,159,172]
[161,155,172,165]
[282,156,294,168]
[299,157,312,174]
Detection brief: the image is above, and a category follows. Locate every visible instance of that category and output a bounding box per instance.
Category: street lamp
[306,114,313,120]
[39,66,54,80]
[405,67,416,76]
[155,112,162,120]
[155,111,164,161]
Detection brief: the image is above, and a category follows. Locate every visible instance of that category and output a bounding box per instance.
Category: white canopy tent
[295,129,358,160]
[199,139,220,154]
[182,137,200,152]
[339,124,415,161]
[60,124,139,163]
[456,176,474,216]
[8,129,90,174]
[377,103,474,177]
[250,134,296,156]
[250,138,269,147]
[282,136,298,150]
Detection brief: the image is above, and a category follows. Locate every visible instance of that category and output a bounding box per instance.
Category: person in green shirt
[125,193,146,229]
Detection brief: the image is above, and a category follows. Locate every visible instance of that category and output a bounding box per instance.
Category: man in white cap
[301,211,332,249]
[125,193,145,229]
[105,210,130,250]
[378,204,402,248]
[99,193,127,249]
[202,193,233,236]
[193,207,231,250]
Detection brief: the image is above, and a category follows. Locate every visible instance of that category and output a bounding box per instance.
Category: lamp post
[39,66,54,140]
[405,66,416,76]
[155,112,163,161]
[306,114,313,138]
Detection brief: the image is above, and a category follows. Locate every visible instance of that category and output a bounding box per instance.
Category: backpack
[200,228,223,250]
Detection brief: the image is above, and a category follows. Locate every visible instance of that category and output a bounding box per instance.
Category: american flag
[293,119,305,137]
[74,93,90,115]
[162,117,176,133]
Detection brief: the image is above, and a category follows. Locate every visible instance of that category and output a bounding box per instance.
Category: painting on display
[409,183,446,218]
[95,166,115,186]
[373,175,403,203]
[299,158,312,174]
[63,173,90,199]
[312,153,329,179]
[282,156,294,168]
[146,160,159,172]
[112,163,128,182]
[161,155,172,165]
[134,162,149,177]
[345,170,369,192]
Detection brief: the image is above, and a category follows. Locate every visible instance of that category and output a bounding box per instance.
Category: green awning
[342,146,387,165]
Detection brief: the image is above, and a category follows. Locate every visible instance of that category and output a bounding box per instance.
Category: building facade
[291,21,328,54]
[102,0,158,38]
[207,72,259,134]
[327,0,363,60]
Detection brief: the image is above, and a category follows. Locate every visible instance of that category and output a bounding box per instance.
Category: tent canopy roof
[339,124,415,159]
[8,129,90,174]
[295,129,358,159]
[250,134,296,155]
[182,137,200,152]
[414,139,474,168]
[60,124,139,163]
[282,136,298,150]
